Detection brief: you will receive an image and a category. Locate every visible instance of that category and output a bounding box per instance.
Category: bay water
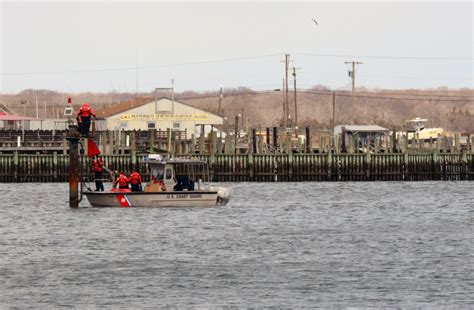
[1,182,472,307]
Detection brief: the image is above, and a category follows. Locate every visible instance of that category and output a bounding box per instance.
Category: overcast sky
[1,0,472,93]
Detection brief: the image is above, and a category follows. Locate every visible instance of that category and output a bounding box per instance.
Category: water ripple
[0,182,473,308]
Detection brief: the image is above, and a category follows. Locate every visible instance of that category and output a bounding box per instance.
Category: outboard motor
[216,187,230,206]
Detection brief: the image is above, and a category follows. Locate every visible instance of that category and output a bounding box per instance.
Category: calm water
[0,182,472,308]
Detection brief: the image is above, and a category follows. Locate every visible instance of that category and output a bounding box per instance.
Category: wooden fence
[0,152,472,183]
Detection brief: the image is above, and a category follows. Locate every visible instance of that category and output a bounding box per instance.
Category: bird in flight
[312,18,318,26]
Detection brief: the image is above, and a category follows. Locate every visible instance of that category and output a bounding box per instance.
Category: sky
[0,0,472,94]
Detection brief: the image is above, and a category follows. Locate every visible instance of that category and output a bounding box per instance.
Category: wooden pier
[0,152,472,183]
[0,128,473,182]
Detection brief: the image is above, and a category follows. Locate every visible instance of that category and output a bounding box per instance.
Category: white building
[94,97,224,139]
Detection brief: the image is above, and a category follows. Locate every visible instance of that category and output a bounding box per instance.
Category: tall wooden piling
[305,127,311,153]
[13,150,18,182]
[234,116,239,154]
[252,129,257,154]
[272,127,278,151]
[67,125,81,208]
[130,130,137,170]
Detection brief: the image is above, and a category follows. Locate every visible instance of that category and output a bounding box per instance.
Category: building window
[148,122,156,129]
[118,122,128,129]
[173,122,180,130]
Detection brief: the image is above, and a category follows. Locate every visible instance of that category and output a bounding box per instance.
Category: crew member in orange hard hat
[129,170,143,192]
[76,103,96,137]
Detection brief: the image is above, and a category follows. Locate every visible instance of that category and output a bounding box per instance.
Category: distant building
[334,125,390,136]
[334,125,390,151]
[0,112,33,130]
[0,102,69,130]
[94,97,224,139]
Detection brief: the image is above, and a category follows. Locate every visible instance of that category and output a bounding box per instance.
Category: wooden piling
[67,125,81,208]
[272,127,278,151]
[199,125,205,154]
[251,129,257,154]
[305,127,311,153]
[130,130,137,169]
[454,133,460,153]
[13,150,18,182]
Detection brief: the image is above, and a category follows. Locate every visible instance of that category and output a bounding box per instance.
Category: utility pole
[21,100,26,140]
[218,85,223,114]
[35,90,39,119]
[282,78,286,126]
[135,48,139,99]
[292,66,301,127]
[332,91,336,129]
[281,54,290,126]
[344,61,363,124]
[171,78,175,114]
[285,54,290,127]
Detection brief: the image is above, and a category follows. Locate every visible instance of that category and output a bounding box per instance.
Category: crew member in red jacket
[92,156,105,191]
[76,103,96,137]
[129,170,143,192]
[114,172,130,190]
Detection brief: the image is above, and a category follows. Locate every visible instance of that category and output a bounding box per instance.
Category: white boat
[404,117,444,141]
[83,155,230,207]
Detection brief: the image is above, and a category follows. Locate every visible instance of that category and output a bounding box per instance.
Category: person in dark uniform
[92,156,105,191]
[129,170,143,192]
[76,103,96,137]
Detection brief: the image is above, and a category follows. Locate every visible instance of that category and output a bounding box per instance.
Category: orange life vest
[92,158,104,172]
[77,104,95,118]
[154,179,166,191]
[116,174,129,187]
[129,172,142,185]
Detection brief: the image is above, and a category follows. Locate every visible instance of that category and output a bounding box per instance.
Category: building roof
[0,112,33,121]
[94,96,223,119]
[94,97,154,118]
[335,125,389,132]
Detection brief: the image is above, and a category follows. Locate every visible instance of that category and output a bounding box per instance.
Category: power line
[294,53,472,61]
[176,89,474,102]
[2,53,282,76]
[341,89,474,99]
[300,88,474,99]
[8,51,471,77]
[298,90,474,102]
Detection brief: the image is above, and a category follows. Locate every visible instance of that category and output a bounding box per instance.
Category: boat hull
[84,191,223,208]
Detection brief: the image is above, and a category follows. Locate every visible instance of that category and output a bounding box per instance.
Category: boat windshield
[151,165,165,181]
[405,119,427,132]
[147,160,211,192]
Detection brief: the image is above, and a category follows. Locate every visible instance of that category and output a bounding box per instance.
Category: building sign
[120,113,209,121]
